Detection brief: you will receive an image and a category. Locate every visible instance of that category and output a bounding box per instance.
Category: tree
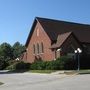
[0,42,26,70]
[0,43,13,69]
[12,42,26,59]
[0,43,13,61]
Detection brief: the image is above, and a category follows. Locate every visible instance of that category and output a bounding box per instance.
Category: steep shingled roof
[37,17,90,43]
[26,17,90,47]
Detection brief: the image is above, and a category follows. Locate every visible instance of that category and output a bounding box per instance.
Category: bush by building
[30,56,77,70]
[30,61,46,70]
[6,61,31,71]
[6,56,77,71]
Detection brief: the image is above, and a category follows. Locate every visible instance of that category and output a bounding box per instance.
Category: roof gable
[51,32,72,48]
[37,17,90,43]
[26,17,90,47]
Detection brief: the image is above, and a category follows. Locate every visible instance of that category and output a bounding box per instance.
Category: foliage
[6,61,31,71]
[0,43,13,69]
[57,56,77,70]
[0,42,25,70]
[15,61,30,70]
[6,56,76,71]
[0,43,13,61]
[12,42,26,59]
[30,56,77,70]
[45,60,60,70]
[0,59,9,70]
[30,61,46,70]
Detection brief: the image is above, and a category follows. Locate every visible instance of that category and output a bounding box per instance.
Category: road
[0,71,90,90]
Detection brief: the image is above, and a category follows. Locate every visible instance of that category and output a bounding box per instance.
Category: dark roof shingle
[51,32,72,48]
[37,17,90,43]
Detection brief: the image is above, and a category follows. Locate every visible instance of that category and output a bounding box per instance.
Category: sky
[0,0,90,45]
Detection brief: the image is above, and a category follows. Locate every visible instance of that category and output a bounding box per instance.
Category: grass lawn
[29,70,57,74]
[64,70,90,75]
[78,70,90,74]
[29,70,90,74]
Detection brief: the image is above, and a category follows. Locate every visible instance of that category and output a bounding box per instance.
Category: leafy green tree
[12,42,26,59]
[0,42,25,69]
[0,43,13,69]
[0,43,13,61]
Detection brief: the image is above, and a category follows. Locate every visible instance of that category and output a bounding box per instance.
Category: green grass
[29,70,57,74]
[78,70,90,74]
[29,70,90,74]
[64,70,78,75]
[64,70,90,75]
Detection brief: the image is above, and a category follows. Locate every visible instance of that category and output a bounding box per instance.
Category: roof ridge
[36,17,90,26]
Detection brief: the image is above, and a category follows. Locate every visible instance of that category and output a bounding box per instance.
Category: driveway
[0,71,90,90]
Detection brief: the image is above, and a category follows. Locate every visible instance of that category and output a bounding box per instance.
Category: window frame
[41,42,44,54]
[33,44,36,55]
[37,43,39,55]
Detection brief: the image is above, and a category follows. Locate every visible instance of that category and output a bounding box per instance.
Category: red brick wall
[24,21,55,63]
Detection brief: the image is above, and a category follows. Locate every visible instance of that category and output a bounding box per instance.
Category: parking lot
[0,71,90,90]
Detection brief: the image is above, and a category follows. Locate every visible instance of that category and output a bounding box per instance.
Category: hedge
[6,56,77,71]
[30,56,77,70]
[6,61,31,71]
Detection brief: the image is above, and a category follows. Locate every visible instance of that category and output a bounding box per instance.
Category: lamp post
[74,48,82,71]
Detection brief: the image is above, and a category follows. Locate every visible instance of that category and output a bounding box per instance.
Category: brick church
[22,17,90,63]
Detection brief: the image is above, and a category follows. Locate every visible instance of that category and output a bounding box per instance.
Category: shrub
[30,61,46,70]
[6,63,16,71]
[45,60,60,70]
[30,56,77,70]
[6,61,31,71]
[0,60,9,70]
[57,56,77,70]
[7,56,76,71]
[15,61,30,70]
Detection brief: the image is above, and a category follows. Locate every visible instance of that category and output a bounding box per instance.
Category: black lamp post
[75,48,82,71]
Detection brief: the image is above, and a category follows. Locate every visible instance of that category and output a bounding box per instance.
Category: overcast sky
[0,0,90,45]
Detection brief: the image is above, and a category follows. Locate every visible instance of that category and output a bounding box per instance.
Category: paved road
[0,71,90,90]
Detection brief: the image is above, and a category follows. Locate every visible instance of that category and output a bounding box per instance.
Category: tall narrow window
[37,43,39,54]
[33,44,35,54]
[37,28,39,36]
[41,42,44,53]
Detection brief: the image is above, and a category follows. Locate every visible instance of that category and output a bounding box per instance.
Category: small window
[37,28,39,36]
[33,44,35,54]
[41,42,44,53]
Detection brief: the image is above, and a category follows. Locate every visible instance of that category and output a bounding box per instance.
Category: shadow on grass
[79,70,90,74]
[0,70,90,75]
[0,70,29,74]
[29,70,57,74]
